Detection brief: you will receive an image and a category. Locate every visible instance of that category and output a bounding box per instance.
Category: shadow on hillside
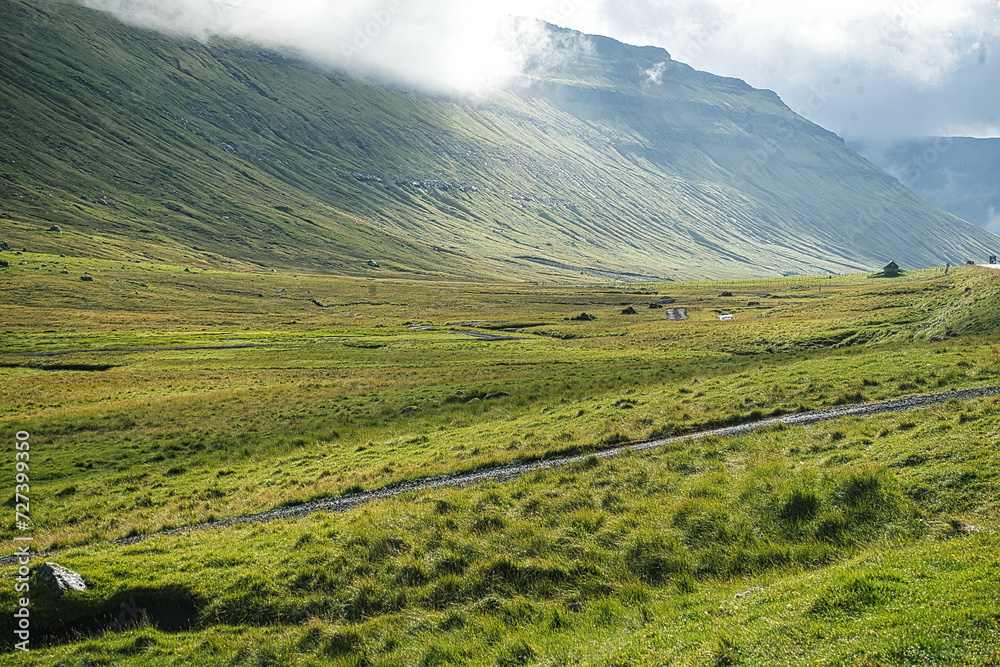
[1,585,202,650]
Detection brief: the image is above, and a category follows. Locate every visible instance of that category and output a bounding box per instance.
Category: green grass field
[1,256,998,665]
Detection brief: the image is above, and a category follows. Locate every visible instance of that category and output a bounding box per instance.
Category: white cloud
[81,0,1000,138]
[81,0,586,93]
[645,61,668,83]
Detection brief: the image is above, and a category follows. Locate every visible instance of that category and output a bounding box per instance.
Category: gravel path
[7,385,999,563]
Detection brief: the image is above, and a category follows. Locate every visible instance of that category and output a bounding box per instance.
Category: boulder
[367,260,380,268]
[484,392,510,400]
[36,562,87,598]
[570,313,597,321]
[48,225,62,233]
[80,275,95,282]
[621,306,638,315]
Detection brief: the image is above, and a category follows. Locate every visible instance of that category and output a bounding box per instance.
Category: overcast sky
[84,0,1000,140]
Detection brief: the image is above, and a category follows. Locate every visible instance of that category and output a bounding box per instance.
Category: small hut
[883,261,900,277]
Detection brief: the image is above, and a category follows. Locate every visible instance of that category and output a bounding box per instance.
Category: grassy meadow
[1,253,999,665]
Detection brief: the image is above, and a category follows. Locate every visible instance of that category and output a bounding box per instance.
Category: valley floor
[0,256,998,665]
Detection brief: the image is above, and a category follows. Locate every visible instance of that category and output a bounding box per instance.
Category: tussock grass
[1,266,1000,664]
[2,394,999,664]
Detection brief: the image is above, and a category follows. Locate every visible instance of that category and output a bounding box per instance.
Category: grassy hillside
[1,255,999,664]
[1,0,997,281]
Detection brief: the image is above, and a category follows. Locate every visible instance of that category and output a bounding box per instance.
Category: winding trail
[8,385,1000,564]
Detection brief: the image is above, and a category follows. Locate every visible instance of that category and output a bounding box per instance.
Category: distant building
[990,255,997,265]
[883,261,900,277]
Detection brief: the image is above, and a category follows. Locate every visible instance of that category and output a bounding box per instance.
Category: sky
[82,0,1000,141]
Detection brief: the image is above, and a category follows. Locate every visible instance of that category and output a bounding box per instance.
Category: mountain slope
[1,0,997,280]
[851,137,1000,237]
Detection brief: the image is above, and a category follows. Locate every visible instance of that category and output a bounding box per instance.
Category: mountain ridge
[1,0,997,280]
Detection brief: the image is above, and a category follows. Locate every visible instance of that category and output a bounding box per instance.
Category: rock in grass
[570,312,597,321]
[621,306,638,315]
[36,562,87,598]
[48,224,62,233]
[80,275,95,282]
[484,392,510,400]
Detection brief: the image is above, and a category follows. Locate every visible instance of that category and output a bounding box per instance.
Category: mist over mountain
[77,0,561,95]
[852,137,1000,236]
[1,0,997,280]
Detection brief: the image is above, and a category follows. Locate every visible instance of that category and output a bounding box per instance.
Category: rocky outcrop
[36,562,87,598]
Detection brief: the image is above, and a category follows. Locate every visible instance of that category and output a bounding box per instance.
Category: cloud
[80,0,588,94]
[987,205,1000,235]
[81,0,1000,138]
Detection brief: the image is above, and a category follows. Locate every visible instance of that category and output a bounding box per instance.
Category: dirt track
[119,385,1000,543]
[7,385,999,564]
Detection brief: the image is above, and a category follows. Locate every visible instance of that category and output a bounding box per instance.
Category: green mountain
[1,0,997,280]
[851,137,1000,237]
